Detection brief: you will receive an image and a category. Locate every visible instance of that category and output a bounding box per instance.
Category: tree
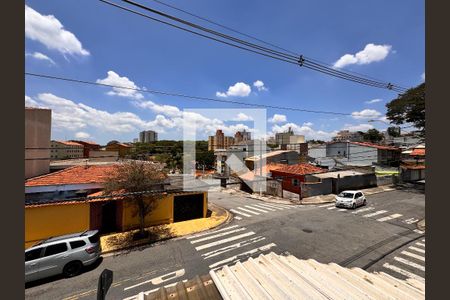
[106,140,120,146]
[387,126,401,137]
[386,83,425,136]
[363,129,384,143]
[103,161,168,239]
[196,150,215,169]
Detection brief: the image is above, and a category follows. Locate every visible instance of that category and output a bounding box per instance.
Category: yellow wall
[25,203,90,249]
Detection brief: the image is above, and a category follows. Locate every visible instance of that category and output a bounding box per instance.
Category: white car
[335,190,366,209]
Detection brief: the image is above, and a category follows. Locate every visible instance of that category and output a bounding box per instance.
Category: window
[43,243,68,257]
[356,192,362,198]
[292,178,299,186]
[88,232,100,244]
[70,240,86,249]
[25,248,42,262]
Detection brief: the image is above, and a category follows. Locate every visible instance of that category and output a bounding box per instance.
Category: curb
[100,204,231,255]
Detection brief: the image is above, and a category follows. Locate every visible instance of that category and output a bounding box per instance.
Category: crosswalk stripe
[186,225,240,240]
[393,256,425,271]
[237,206,260,215]
[352,207,374,214]
[256,203,285,210]
[319,203,335,208]
[327,206,337,210]
[195,232,256,251]
[251,204,277,211]
[201,236,267,259]
[416,242,425,248]
[230,209,252,217]
[421,239,425,242]
[401,251,425,262]
[404,218,419,224]
[413,229,424,234]
[382,263,425,282]
[409,246,425,254]
[234,216,242,220]
[190,228,247,244]
[245,205,269,213]
[363,210,388,218]
[208,243,277,269]
[377,213,403,222]
[338,208,347,212]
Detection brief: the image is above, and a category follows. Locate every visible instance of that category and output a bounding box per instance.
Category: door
[25,247,43,282]
[39,242,70,278]
[355,192,363,205]
[101,201,117,233]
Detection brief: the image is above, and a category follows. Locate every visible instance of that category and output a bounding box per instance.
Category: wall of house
[326,143,377,166]
[333,173,377,193]
[25,202,90,248]
[300,178,333,198]
[271,170,305,194]
[25,108,51,179]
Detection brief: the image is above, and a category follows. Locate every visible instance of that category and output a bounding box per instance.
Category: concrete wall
[300,178,333,198]
[334,173,377,193]
[326,143,377,166]
[25,108,51,179]
[25,202,90,248]
[401,169,425,182]
[89,150,119,161]
[377,175,397,186]
[264,179,282,197]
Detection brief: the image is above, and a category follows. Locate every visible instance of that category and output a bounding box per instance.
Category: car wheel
[352,203,356,209]
[63,261,83,278]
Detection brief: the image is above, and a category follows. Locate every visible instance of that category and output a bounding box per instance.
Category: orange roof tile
[270,163,326,175]
[54,141,84,146]
[350,142,400,151]
[25,165,117,187]
[411,148,425,156]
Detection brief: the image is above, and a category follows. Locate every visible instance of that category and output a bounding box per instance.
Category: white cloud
[25,95,39,107]
[25,5,89,56]
[232,112,253,121]
[270,122,337,141]
[333,43,392,68]
[75,131,91,139]
[268,114,287,123]
[25,51,55,64]
[341,123,374,132]
[216,82,251,98]
[351,109,382,120]
[96,71,144,100]
[421,72,425,81]
[365,98,382,104]
[303,122,313,127]
[253,80,268,92]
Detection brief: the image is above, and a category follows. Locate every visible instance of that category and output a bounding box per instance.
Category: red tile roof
[401,164,425,170]
[25,165,117,187]
[270,163,326,175]
[54,141,84,147]
[411,148,425,156]
[350,142,400,151]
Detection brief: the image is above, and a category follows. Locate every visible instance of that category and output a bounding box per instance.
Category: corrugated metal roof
[131,252,424,300]
[210,252,424,300]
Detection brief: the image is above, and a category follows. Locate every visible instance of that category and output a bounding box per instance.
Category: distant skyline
[25,0,424,144]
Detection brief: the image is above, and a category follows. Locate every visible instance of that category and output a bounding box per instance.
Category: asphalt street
[25,188,425,299]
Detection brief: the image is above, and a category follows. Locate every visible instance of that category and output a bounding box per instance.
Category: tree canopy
[363,129,384,143]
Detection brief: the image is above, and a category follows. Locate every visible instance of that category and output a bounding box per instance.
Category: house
[50,140,84,160]
[105,142,133,157]
[325,141,401,167]
[400,144,425,182]
[68,140,101,157]
[244,150,300,171]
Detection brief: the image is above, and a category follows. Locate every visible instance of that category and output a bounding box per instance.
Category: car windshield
[338,192,354,198]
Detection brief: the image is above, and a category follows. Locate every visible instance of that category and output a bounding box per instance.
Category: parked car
[335,190,366,209]
[25,230,101,283]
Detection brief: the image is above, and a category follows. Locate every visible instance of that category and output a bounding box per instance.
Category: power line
[98,0,408,92]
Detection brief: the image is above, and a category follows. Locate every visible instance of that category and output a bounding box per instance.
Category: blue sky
[25,0,424,144]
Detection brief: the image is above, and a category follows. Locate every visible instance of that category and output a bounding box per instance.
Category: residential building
[234,129,251,143]
[245,150,300,171]
[105,142,133,157]
[50,141,84,160]
[332,130,364,142]
[269,163,326,195]
[208,129,235,151]
[139,130,158,143]
[68,140,101,158]
[275,127,305,149]
[400,144,425,182]
[25,107,51,179]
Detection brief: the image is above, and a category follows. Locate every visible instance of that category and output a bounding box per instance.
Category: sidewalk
[100,203,230,254]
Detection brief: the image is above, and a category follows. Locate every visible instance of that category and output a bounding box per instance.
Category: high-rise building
[208,129,235,151]
[234,129,251,143]
[139,130,158,143]
[275,127,305,149]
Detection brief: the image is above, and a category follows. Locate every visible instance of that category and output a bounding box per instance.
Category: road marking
[416,242,425,248]
[404,218,419,224]
[327,206,337,210]
[338,208,347,212]
[319,203,335,208]
[124,268,185,291]
[202,236,267,259]
[245,205,269,213]
[235,216,242,220]
[409,246,425,254]
[270,203,295,209]
[352,207,374,214]
[413,229,425,234]
[208,243,277,269]
[186,225,240,239]
[377,213,403,222]
[251,204,277,211]
[255,203,285,210]
[382,263,425,282]
[393,257,425,272]
[401,250,425,262]
[363,210,388,218]
[421,239,425,242]
[190,228,247,244]
[230,209,252,217]
[123,280,188,300]
[195,232,256,251]
[237,206,260,215]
